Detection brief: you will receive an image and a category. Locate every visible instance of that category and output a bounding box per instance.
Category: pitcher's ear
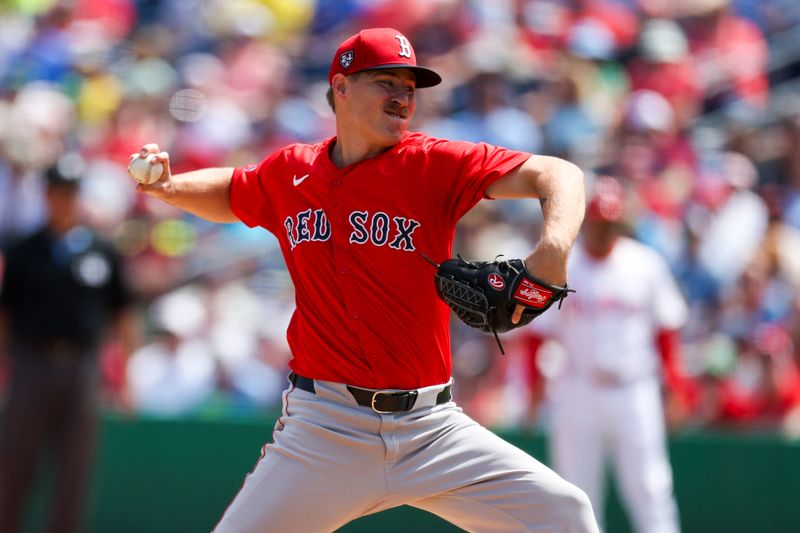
[331,73,348,98]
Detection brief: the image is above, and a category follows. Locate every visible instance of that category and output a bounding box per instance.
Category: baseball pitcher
[131,28,598,533]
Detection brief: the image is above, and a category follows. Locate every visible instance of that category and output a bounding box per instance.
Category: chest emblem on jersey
[487,273,505,291]
[340,50,354,69]
[293,174,310,186]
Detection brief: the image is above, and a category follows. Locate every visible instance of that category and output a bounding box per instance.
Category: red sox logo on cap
[328,27,442,88]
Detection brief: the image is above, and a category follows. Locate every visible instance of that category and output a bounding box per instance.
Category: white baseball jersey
[532,236,688,388]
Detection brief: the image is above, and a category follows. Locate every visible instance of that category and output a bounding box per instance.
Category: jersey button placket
[330,176,349,276]
[330,172,358,324]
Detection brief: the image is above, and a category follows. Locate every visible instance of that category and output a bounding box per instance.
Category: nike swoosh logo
[293,174,310,186]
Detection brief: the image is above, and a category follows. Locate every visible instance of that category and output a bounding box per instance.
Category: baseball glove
[425,254,573,354]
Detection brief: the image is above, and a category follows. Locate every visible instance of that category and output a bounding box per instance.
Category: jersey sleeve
[649,251,689,330]
[229,151,282,231]
[431,140,530,222]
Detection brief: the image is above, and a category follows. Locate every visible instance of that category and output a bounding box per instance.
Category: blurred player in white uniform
[525,176,695,533]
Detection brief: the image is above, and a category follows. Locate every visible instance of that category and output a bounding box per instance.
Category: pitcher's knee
[549,479,598,532]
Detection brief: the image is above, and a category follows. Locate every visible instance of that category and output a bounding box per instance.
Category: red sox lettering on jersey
[283,208,421,251]
[347,211,420,250]
[283,209,331,249]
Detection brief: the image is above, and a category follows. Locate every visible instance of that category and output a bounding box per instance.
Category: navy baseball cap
[329,28,442,88]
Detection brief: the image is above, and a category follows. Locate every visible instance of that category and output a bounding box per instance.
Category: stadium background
[1,0,800,531]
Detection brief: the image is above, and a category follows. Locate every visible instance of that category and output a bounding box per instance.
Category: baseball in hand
[128,155,164,185]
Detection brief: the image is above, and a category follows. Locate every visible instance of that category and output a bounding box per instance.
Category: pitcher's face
[341,69,417,148]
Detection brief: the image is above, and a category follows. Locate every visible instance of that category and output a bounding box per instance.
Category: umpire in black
[0,154,134,533]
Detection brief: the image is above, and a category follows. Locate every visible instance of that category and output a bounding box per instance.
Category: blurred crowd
[1,0,800,434]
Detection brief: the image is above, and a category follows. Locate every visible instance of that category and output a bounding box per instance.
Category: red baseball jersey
[230,131,529,389]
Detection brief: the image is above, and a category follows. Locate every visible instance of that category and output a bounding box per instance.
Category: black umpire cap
[45,152,86,189]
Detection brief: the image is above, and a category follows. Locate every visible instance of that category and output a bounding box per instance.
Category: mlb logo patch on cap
[340,50,354,69]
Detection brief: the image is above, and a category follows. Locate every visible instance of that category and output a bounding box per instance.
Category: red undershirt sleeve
[657,328,697,406]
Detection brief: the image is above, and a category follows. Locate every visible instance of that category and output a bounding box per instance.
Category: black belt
[289,372,452,414]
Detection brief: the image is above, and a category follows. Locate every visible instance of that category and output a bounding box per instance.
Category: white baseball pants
[549,377,680,533]
[215,377,598,533]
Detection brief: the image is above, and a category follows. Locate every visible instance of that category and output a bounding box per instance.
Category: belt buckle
[370,390,418,414]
